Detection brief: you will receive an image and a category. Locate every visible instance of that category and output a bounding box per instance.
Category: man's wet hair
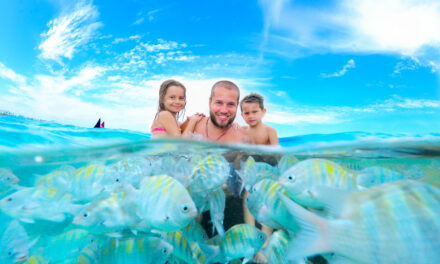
[240,93,264,111]
[210,80,240,103]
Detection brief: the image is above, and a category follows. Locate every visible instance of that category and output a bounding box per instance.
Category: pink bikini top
[151,127,167,133]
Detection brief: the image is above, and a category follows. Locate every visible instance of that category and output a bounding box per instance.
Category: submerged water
[0,115,439,263]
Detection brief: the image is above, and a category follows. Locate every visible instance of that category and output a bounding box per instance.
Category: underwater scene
[0,115,439,264]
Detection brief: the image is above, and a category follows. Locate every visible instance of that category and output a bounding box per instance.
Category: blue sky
[1,0,440,137]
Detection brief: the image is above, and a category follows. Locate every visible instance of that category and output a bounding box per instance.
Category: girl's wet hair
[156,79,186,120]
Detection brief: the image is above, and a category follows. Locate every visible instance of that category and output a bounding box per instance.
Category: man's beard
[210,110,235,129]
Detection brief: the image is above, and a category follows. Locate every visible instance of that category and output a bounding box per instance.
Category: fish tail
[278,192,332,262]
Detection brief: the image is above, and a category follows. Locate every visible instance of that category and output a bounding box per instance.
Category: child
[150,79,203,137]
[240,93,279,263]
[240,93,279,145]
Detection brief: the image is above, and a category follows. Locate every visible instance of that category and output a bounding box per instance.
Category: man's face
[209,86,239,129]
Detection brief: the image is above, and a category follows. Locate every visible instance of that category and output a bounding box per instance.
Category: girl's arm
[182,113,204,136]
[155,111,181,137]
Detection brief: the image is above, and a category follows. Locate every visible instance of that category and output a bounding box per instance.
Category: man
[192,80,248,143]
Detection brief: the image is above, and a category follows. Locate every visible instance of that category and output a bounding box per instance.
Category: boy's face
[241,102,266,127]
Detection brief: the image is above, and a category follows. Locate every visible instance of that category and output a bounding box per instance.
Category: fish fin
[278,192,332,261]
[105,232,123,238]
[130,229,138,236]
[311,186,352,217]
[198,243,219,263]
[19,218,35,224]
[68,204,84,216]
[28,236,40,248]
[47,214,66,222]
[242,257,252,264]
[407,166,426,180]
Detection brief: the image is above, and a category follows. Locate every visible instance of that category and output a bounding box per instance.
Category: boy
[240,93,279,145]
[240,93,279,263]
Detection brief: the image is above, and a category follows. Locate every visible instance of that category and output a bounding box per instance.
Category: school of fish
[0,153,439,263]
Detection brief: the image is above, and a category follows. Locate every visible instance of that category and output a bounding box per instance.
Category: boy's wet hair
[240,93,264,110]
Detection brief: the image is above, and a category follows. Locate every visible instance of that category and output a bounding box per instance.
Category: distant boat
[94,118,105,128]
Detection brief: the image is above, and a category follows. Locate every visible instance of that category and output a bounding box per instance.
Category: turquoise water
[0,115,439,263]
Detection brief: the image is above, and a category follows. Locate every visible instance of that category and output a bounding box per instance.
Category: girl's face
[163,85,185,114]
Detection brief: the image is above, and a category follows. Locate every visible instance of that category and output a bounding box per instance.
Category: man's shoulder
[193,116,208,133]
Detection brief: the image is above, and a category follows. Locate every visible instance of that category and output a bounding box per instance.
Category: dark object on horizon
[94,118,105,128]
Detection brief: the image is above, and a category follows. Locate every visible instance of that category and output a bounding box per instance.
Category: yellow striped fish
[280,180,440,263]
[278,158,358,209]
[189,154,230,192]
[136,174,197,231]
[100,236,173,264]
[208,224,266,263]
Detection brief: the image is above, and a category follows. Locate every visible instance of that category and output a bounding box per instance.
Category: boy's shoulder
[262,123,276,132]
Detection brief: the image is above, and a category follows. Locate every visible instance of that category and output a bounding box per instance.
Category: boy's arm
[267,126,279,145]
[243,190,255,226]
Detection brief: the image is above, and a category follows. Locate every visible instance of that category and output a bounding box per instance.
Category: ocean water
[0,115,439,263]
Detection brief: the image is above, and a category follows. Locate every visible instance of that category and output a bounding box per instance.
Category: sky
[1,0,440,137]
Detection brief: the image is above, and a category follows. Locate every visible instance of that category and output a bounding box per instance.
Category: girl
[150,79,203,137]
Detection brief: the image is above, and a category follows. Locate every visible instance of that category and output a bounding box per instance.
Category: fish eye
[259,234,264,239]
[83,213,88,217]
[182,205,189,212]
[7,197,12,202]
[162,248,168,254]
[252,186,257,193]
[287,175,296,182]
[8,250,12,256]
[115,178,120,182]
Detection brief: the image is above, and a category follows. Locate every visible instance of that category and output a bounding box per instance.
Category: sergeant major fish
[278,158,358,209]
[136,174,197,231]
[279,180,440,264]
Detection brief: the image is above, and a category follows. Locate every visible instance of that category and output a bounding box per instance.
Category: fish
[357,165,425,188]
[0,168,19,199]
[208,224,266,264]
[278,158,358,209]
[208,187,226,237]
[111,157,153,188]
[181,220,209,244]
[238,156,279,193]
[34,165,75,189]
[279,180,440,263]
[37,229,95,263]
[136,174,197,231]
[0,186,82,223]
[21,255,47,264]
[73,185,147,237]
[75,240,100,264]
[246,179,299,232]
[277,154,299,175]
[189,154,230,193]
[156,230,204,264]
[0,220,38,263]
[100,236,173,264]
[65,164,121,203]
[261,229,290,264]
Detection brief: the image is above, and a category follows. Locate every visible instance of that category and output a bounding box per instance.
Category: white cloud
[0,63,27,85]
[321,59,355,78]
[133,17,145,25]
[112,34,143,44]
[39,1,102,62]
[260,0,440,66]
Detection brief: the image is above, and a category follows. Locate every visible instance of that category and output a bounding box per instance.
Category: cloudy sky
[1,0,440,137]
